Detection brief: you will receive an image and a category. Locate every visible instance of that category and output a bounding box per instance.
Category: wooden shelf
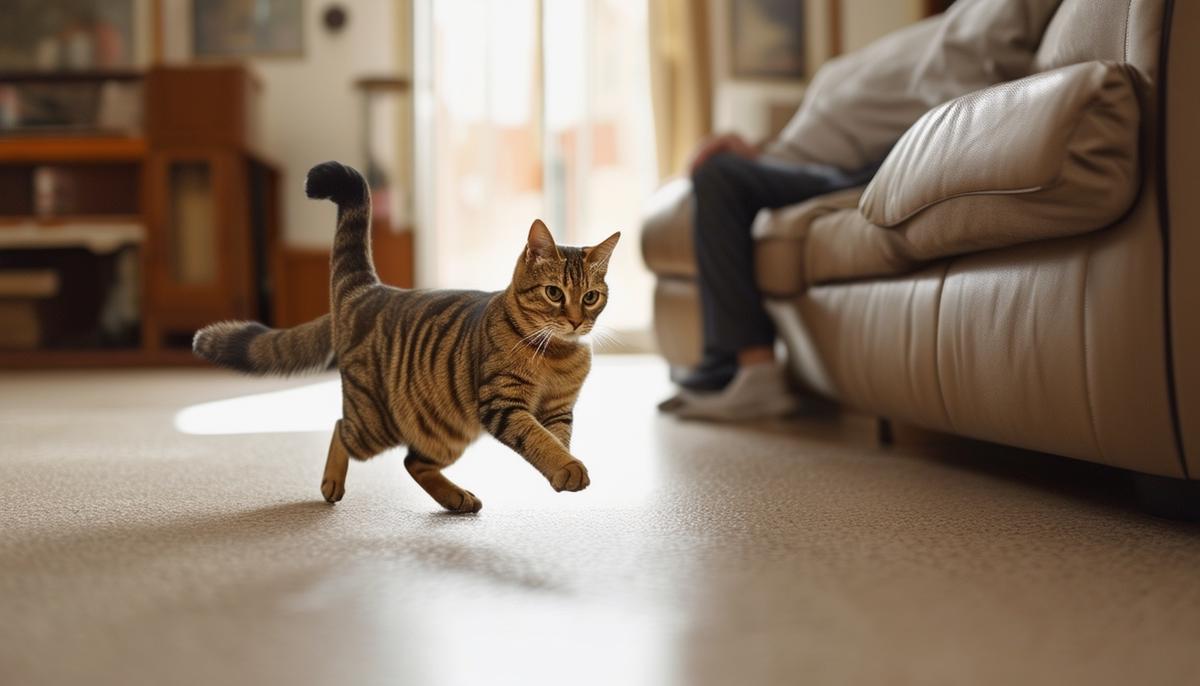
[0,214,143,226]
[354,75,412,93]
[0,136,147,162]
[0,69,143,84]
[0,348,202,369]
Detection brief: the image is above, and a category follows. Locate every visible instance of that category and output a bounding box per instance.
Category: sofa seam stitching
[1151,0,1190,478]
[1123,0,1132,63]
[1080,241,1106,463]
[932,261,954,432]
[876,185,1047,228]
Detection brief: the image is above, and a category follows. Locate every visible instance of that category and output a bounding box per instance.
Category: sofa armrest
[752,187,867,297]
[641,177,697,278]
[860,61,1140,255]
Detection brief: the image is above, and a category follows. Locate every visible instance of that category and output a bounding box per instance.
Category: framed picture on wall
[192,0,304,58]
[729,0,806,79]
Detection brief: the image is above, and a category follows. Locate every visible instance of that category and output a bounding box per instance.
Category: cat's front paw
[446,489,483,514]
[550,460,590,492]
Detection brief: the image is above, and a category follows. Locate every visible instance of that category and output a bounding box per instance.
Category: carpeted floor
[2,356,1199,685]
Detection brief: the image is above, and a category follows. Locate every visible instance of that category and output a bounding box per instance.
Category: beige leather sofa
[642,0,1198,512]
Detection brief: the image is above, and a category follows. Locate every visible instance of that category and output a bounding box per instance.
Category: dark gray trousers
[690,152,877,363]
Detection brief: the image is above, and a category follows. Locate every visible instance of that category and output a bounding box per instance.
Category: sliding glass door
[415,0,657,342]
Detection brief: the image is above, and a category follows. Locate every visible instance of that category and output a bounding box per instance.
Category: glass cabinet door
[166,161,218,286]
[146,151,237,349]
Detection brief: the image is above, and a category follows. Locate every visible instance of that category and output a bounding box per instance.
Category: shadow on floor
[868,422,1198,529]
[3,498,569,595]
[668,405,1199,529]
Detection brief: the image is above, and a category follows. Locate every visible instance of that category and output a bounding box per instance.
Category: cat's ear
[584,231,621,270]
[526,219,559,262]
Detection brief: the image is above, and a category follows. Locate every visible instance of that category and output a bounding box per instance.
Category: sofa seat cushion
[859,61,1141,256]
[753,188,871,296]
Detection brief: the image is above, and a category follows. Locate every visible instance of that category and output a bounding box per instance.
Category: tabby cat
[193,161,619,513]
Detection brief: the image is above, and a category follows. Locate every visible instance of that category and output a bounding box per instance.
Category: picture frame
[191,0,305,59]
[729,0,806,80]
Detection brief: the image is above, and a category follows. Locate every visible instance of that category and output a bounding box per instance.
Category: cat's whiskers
[583,323,620,351]
[534,328,554,362]
[510,325,553,353]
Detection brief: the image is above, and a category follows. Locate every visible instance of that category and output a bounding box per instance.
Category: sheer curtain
[647,0,713,178]
[414,0,658,343]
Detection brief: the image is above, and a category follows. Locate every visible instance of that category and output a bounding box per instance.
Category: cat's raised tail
[305,161,378,307]
[192,161,375,375]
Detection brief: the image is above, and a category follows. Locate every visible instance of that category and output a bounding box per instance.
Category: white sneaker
[656,383,724,413]
[672,363,799,421]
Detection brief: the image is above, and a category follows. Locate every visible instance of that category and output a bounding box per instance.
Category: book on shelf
[0,301,41,349]
[0,221,144,253]
[0,269,59,299]
[0,269,58,351]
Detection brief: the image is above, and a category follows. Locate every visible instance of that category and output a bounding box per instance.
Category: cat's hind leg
[404,449,482,513]
[321,420,351,503]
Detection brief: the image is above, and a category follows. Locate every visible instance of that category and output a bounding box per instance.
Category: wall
[161,1,399,247]
[708,0,826,140]
[709,0,925,141]
[842,0,924,53]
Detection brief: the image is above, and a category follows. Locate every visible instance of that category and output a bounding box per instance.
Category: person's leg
[681,153,866,389]
[663,153,876,419]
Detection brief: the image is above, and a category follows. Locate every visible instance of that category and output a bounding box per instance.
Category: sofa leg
[877,418,894,447]
[1134,474,1200,522]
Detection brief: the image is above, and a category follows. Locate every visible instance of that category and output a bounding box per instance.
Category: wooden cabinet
[144,152,279,349]
[141,65,278,349]
[143,149,269,348]
[145,65,262,152]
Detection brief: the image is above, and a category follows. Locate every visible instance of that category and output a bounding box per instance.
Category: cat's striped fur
[194,161,620,512]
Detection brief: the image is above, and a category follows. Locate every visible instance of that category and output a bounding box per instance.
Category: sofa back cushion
[1034,0,1164,82]
[859,61,1140,258]
[764,0,1061,172]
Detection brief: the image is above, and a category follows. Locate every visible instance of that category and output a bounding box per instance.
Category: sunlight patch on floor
[173,379,342,435]
[173,355,670,437]
[172,355,673,507]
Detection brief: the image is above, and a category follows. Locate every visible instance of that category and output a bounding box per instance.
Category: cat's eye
[545,285,564,302]
[583,290,600,306]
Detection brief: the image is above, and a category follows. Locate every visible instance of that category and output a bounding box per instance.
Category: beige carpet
[2,356,1199,686]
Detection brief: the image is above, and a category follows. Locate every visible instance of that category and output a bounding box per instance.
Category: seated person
[660,135,880,421]
[661,0,1060,420]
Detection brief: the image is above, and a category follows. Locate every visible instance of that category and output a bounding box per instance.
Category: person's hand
[689,133,760,174]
